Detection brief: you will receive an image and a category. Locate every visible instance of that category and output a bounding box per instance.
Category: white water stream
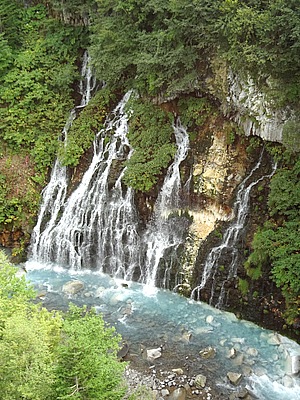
[191,150,276,307]
[142,120,189,289]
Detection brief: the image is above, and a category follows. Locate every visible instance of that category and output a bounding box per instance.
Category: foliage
[238,278,249,296]
[217,0,300,105]
[89,0,220,96]
[282,119,300,154]
[177,97,214,138]
[0,2,88,240]
[59,88,116,166]
[246,158,300,323]
[0,251,127,399]
[54,304,126,400]
[0,251,36,328]
[123,98,176,192]
[0,4,85,171]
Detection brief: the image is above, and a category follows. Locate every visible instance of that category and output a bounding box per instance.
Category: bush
[0,251,127,399]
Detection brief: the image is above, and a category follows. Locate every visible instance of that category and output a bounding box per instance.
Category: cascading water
[141,120,190,289]
[30,99,190,286]
[30,52,96,259]
[191,150,276,307]
[31,91,142,277]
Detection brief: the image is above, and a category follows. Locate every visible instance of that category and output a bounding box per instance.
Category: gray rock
[168,387,187,400]
[227,348,237,359]
[246,347,258,357]
[62,280,84,295]
[194,374,207,388]
[161,388,170,397]
[146,347,162,362]
[199,346,216,359]
[227,372,242,385]
[172,368,184,375]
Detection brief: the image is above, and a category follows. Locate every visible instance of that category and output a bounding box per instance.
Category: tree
[54,305,126,400]
[0,252,127,399]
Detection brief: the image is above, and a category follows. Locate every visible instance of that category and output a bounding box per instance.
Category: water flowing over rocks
[25,266,300,400]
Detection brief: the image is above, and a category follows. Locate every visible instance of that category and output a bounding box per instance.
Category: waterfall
[191,150,276,306]
[31,91,142,277]
[142,120,190,288]
[30,52,96,259]
[30,106,190,287]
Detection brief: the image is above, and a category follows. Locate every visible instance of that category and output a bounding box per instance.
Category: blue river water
[25,261,300,400]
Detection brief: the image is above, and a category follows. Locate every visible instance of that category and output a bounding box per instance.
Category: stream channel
[25,261,300,400]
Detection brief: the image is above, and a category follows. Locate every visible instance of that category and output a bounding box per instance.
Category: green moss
[238,278,249,296]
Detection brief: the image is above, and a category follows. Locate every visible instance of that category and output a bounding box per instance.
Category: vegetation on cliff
[245,153,300,325]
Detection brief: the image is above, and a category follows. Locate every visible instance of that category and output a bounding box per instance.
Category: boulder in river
[62,280,84,295]
[227,372,242,385]
[169,387,187,400]
[199,346,216,359]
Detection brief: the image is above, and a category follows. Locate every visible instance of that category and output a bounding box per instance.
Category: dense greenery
[58,89,117,166]
[0,251,127,399]
[88,0,300,106]
[0,1,87,244]
[245,156,300,324]
[124,97,176,191]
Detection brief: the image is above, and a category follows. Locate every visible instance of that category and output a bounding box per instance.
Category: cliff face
[204,59,289,144]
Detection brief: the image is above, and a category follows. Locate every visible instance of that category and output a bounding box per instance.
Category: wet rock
[169,387,187,400]
[117,341,129,360]
[62,280,84,295]
[172,368,184,375]
[95,286,106,297]
[227,372,242,385]
[282,375,294,388]
[194,374,207,388]
[267,333,281,345]
[199,346,216,359]
[232,353,244,366]
[246,347,258,357]
[227,348,237,359]
[141,346,163,362]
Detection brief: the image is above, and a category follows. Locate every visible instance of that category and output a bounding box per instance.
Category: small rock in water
[206,315,214,324]
[172,368,184,375]
[194,374,207,388]
[95,286,106,298]
[161,388,170,397]
[143,346,163,362]
[246,347,258,357]
[282,375,294,388]
[62,280,84,295]
[267,333,281,345]
[199,346,216,359]
[227,348,237,359]
[227,372,242,385]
